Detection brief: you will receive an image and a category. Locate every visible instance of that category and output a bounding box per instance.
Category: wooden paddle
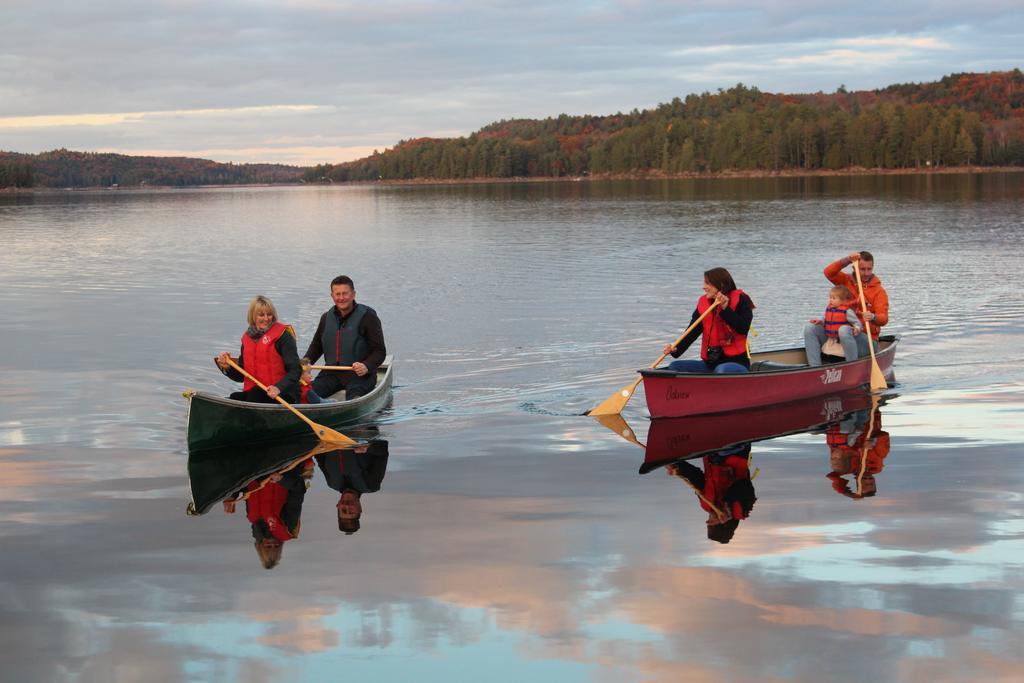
[587,301,720,417]
[852,260,887,392]
[308,365,354,371]
[225,358,356,445]
[682,476,728,521]
[855,395,879,497]
[590,413,647,449]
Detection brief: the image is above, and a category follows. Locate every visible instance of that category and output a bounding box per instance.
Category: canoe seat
[751,360,804,372]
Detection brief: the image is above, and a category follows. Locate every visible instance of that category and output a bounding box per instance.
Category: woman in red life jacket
[666,443,757,544]
[662,267,756,373]
[222,461,313,569]
[215,295,301,404]
[804,285,862,366]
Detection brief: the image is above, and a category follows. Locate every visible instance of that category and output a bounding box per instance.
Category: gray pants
[804,323,871,366]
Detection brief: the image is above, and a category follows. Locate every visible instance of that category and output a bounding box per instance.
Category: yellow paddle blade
[315,425,358,446]
[591,413,646,448]
[869,363,887,392]
[586,377,643,416]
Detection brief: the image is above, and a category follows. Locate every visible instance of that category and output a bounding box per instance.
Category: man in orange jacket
[806,251,889,362]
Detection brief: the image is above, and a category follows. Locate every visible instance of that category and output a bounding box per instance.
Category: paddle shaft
[585,300,721,416]
[657,299,721,368]
[309,365,354,371]
[856,395,879,495]
[226,359,319,427]
[852,260,886,391]
[224,358,354,444]
[678,474,727,520]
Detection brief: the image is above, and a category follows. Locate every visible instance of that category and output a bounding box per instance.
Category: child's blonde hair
[829,285,854,303]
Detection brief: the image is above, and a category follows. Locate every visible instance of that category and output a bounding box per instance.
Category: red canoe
[640,335,898,419]
[640,389,879,473]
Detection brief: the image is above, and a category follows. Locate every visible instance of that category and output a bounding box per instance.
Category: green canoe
[186,435,326,515]
[184,355,393,451]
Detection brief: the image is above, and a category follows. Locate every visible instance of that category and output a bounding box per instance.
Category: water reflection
[186,433,390,565]
[665,443,756,544]
[638,389,879,473]
[824,403,890,500]
[596,390,895,544]
[314,436,390,536]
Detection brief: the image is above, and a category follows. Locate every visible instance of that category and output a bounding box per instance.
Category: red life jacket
[240,322,288,392]
[823,305,850,338]
[246,480,294,541]
[700,454,751,520]
[697,289,750,360]
[300,383,312,404]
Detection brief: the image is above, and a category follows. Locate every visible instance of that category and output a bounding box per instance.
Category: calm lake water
[2,174,1023,682]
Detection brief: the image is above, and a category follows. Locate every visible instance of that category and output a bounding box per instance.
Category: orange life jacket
[823,305,851,338]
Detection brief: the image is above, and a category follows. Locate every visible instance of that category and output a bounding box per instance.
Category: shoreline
[4,165,1022,193]
[375,165,1024,186]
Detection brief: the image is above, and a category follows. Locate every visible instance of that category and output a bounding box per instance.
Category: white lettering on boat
[666,387,690,401]
[669,435,691,449]
[820,368,842,385]
[821,397,844,420]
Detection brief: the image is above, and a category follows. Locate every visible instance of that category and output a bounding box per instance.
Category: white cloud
[0,105,321,130]
[839,36,951,50]
[1,2,1020,163]
[96,144,381,166]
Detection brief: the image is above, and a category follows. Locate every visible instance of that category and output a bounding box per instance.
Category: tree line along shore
[3,70,1022,190]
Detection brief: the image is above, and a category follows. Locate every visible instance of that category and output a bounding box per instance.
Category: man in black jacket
[316,441,389,535]
[302,275,386,399]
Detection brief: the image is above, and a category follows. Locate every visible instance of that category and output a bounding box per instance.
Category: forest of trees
[308,70,1024,182]
[4,71,1023,189]
[0,149,303,189]
[0,160,33,187]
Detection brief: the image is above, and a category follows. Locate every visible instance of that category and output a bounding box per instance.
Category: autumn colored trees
[310,70,1024,182]
[0,149,303,188]
[5,71,1023,188]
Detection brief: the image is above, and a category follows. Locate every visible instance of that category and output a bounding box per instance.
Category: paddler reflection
[221,456,314,569]
[593,389,894,544]
[186,437,330,569]
[665,443,757,544]
[824,402,890,499]
[316,440,389,535]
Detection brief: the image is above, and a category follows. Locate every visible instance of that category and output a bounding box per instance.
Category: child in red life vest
[805,285,862,365]
[299,365,334,404]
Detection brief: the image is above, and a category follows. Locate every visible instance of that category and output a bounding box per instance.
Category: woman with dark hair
[662,267,755,374]
[666,443,757,544]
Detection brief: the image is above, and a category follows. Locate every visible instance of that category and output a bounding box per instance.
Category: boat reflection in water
[595,389,892,544]
[186,432,389,567]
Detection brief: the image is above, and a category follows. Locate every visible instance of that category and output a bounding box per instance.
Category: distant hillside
[307,70,1024,182]
[0,149,303,189]
[4,70,1023,189]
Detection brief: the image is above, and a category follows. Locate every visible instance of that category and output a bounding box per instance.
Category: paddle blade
[586,377,643,416]
[869,363,887,392]
[314,424,358,446]
[591,413,646,448]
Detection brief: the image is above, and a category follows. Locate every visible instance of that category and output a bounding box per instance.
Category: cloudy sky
[1,1,1021,166]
